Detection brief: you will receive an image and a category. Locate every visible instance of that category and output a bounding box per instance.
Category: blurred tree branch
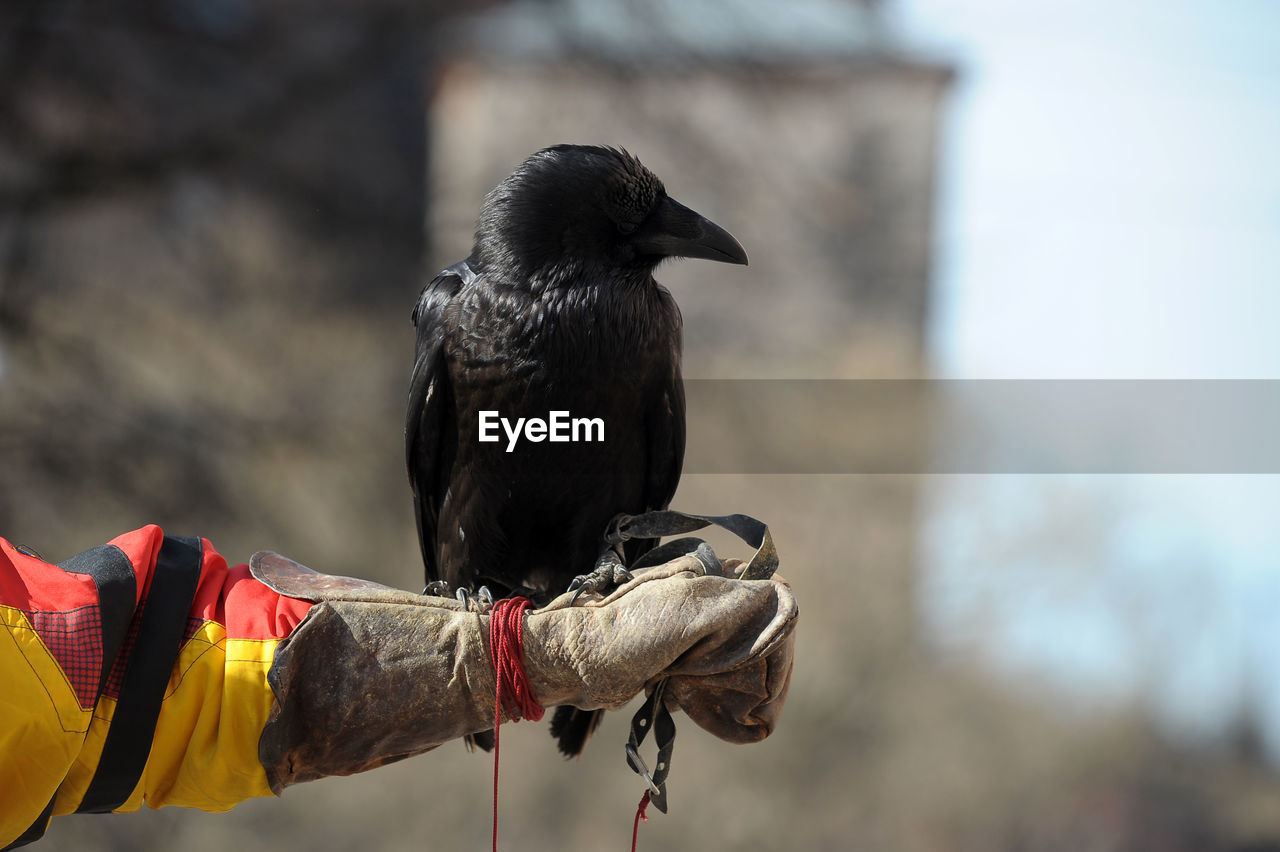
[0,0,500,542]
[0,0,500,328]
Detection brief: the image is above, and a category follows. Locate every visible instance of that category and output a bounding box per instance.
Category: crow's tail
[549,706,603,758]
[465,729,495,752]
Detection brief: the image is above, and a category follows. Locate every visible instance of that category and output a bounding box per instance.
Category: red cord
[488,597,652,852]
[488,596,544,852]
[630,789,651,852]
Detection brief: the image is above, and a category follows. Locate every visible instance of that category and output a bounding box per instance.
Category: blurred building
[428,0,954,376]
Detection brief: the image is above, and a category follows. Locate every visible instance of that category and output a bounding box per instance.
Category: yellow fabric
[1,612,281,845]
[0,605,94,844]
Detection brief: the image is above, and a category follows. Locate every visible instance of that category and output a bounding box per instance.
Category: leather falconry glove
[253,552,797,793]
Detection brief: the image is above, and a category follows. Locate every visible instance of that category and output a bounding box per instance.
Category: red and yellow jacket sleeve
[0,526,315,848]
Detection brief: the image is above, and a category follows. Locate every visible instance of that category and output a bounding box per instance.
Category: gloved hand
[253,552,797,793]
[524,554,796,744]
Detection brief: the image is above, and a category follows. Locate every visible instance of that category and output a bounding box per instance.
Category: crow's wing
[645,358,686,515]
[406,261,470,586]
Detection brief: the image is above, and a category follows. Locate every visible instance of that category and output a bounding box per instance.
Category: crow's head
[474,145,747,287]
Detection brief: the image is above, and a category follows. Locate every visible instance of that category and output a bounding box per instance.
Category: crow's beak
[633,196,749,265]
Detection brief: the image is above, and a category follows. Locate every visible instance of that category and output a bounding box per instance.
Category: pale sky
[897,0,1280,379]
[895,0,1280,758]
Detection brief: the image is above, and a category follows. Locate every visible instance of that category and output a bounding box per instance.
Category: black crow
[406,145,747,756]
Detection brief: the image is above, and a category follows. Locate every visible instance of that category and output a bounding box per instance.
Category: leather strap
[607,510,778,580]
[76,535,203,814]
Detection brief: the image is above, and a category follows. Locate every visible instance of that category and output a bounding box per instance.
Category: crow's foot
[455,586,494,613]
[568,548,633,605]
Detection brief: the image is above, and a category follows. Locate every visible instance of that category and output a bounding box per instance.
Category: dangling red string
[488,596,544,852]
[630,789,651,852]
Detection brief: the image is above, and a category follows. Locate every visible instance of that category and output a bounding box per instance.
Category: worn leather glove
[524,555,796,743]
[253,552,797,793]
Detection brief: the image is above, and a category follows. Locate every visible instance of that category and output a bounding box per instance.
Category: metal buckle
[625,678,675,813]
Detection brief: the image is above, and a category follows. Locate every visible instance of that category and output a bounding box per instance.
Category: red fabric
[106,526,310,642]
[1,526,314,704]
[102,609,140,699]
[98,529,313,698]
[189,553,313,642]
[107,526,165,607]
[23,605,103,709]
[2,539,107,708]
[0,538,101,613]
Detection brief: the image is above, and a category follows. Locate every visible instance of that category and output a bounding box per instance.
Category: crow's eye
[617,221,637,235]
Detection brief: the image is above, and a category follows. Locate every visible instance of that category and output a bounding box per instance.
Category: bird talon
[566,574,601,605]
[566,555,633,605]
[456,587,491,613]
